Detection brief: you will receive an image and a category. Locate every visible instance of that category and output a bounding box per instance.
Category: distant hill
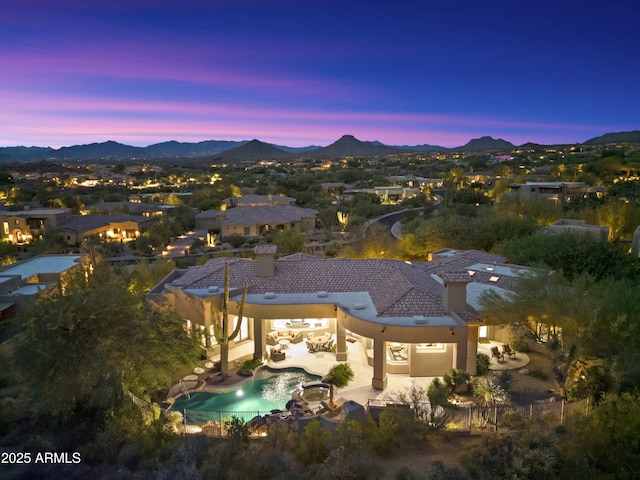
[583,130,640,145]
[398,143,447,152]
[218,139,293,162]
[3,130,640,163]
[51,141,145,160]
[455,136,515,151]
[518,142,544,150]
[144,139,246,157]
[275,144,321,154]
[307,134,402,158]
[0,146,54,162]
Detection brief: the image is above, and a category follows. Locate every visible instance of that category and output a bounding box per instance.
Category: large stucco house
[196,205,318,238]
[148,246,525,390]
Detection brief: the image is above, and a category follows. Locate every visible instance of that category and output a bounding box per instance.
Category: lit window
[489,276,499,282]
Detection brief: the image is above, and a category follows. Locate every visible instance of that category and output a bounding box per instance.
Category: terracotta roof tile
[169,249,516,321]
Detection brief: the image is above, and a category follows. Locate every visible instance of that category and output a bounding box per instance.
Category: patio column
[466,325,478,375]
[253,316,265,361]
[372,338,387,390]
[203,299,213,349]
[454,334,468,372]
[335,315,347,361]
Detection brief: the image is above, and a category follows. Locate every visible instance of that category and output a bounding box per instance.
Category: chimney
[440,271,472,313]
[255,244,277,277]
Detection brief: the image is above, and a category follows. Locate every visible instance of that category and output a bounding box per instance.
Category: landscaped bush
[495,369,516,391]
[443,368,471,393]
[476,353,491,376]
[238,358,262,376]
[427,378,450,407]
[510,338,530,353]
[224,234,247,248]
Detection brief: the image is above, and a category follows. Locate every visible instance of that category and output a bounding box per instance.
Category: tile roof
[57,214,151,232]
[254,244,277,255]
[220,205,318,226]
[170,249,514,322]
[440,271,472,283]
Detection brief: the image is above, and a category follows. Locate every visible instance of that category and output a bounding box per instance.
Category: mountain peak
[456,136,515,151]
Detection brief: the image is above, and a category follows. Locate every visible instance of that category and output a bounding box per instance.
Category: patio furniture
[278,338,291,349]
[323,338,334,352]
[491,346,505,362]
[306,340,317,353]
[271,349,286,362]
[266,329,304,345]
[502,344,516,359]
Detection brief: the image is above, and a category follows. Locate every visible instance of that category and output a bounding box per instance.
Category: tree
[295,419,331,464]
[12,262,201,422]
[274,228,305,255]
[560,393,640,479]
[211,263,248,379]
[500,231,639,282]
[324,362,354,408]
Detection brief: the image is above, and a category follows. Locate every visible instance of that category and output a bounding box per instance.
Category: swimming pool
[171,367,321,423]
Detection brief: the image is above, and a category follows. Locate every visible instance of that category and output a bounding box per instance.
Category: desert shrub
[336,419,366,452]
[529,367,549,381]
[500,411,530,431]
[476,353,491,376]
[296,419,331,464]
[472,375,511,406]
[510,338,530,353]
[225,416,250,449]
[443,368,471,393]
[366,409,399,457]
[495,369,516,392]
[224,234,247,248]
[326,363,354,387]
[428,378,450,407]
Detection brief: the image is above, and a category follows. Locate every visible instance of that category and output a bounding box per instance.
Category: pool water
[172,367,321,418]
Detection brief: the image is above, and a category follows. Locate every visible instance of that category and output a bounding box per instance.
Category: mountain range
[0,131,637,163]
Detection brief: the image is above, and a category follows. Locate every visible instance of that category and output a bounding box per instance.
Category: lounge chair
[270,349,286,362]
[502,344,516,359]
[306,340,317,353]
[491,346,505,362]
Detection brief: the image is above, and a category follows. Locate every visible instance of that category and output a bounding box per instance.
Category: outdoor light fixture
[381,325,386,333]
[450,328,455,335]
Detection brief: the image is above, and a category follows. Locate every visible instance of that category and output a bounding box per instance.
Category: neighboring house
[0,208,73,244]
[196,205,318,237]
[148,246,530,390]
[545,219,610,242]
[81,201,174,217]
[344,186,420,204]
[56,214,153,245]
[506,181,605,205]
[222,194,295,208]
[0,254,85,321]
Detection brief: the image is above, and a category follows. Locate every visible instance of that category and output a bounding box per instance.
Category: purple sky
[1,0,638,148]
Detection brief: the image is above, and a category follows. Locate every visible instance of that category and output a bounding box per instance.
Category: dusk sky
[1,0,638,149]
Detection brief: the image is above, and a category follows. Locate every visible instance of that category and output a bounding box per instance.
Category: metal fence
[174,399,590,437]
